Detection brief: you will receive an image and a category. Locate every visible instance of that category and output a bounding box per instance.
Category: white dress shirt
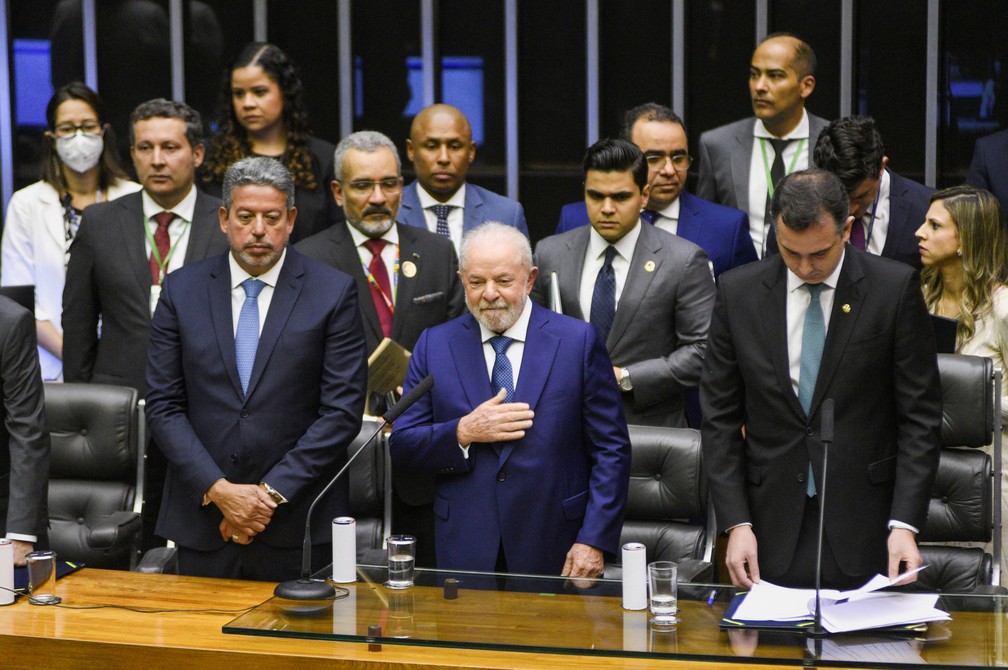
[578,221,642,321]
[417,183,466,252]
[228,248,287,337]
[863,169,892,256]
[142,186,196,279]
[346,222,400,305]
[785,250,843,396]
[652,198,681,236]
[749,110,812,258]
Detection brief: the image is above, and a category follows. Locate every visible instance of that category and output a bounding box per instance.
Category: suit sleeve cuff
[4,532,36,543]
[888,520,919,534]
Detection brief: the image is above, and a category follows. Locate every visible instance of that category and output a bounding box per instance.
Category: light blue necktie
[489,335,515,402]
[798,282,826,496]
[236,278,265,395]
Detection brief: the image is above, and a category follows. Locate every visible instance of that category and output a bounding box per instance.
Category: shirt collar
[786,248,845,294]
[142,185,198,223]
[417,182,466,210]
[229,246,287,290]
[587,218,643,262]
[754,108,810,140]
[655,197,681,220]
[346,221,400,249]
[478,296,533,343]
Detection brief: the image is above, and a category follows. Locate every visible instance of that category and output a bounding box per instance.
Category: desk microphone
[274,374,434,600]
[811,398,833,637]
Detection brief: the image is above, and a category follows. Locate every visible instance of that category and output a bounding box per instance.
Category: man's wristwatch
[619,367,633,392]
[259,481,288,504]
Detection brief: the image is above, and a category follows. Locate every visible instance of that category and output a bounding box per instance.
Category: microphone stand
[274,375,434,600]
[811,398,834,638]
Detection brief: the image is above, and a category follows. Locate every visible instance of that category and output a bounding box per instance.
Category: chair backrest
[347,419,388,562]
[614,425,710,580]
[919,354,1001,591]
[45,383,139,568]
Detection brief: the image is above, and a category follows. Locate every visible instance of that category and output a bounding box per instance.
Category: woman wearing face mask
[917,184,1008,582]
[202,42,338,243]
[1,82,140,381]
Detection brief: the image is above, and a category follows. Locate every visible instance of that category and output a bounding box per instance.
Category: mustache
[478,298,508,310]
[363,206,393,217]
[242,239,274,250]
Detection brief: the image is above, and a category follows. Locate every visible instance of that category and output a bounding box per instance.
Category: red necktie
[363,239,393,337]
[149,211,173,285]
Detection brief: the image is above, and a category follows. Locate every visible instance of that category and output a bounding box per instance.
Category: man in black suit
[63,98,228,548]
[813,115,933,270]
[0,296,50,566]
[701,169,942,590]
[966,128,1008,218]
[296,130,464,566]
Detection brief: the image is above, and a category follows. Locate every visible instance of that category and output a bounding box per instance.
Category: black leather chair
[918,354,1003,592]
[605,425,712,582]
[45,383,144,570]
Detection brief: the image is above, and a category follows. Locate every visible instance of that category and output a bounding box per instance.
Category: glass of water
[385,535,416,589]
[647,561,679,628]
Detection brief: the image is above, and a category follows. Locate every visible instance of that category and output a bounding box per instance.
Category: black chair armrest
[87,511,142,549]
[135,546,178,574]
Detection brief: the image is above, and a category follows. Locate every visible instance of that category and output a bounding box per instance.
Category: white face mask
[55,132,104,173]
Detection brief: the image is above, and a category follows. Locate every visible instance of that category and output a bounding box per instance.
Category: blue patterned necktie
[431,204,453,238]
[798,282,826,496]
[489,335,515,402]
[236,278,265,395]
[590,246,617,343]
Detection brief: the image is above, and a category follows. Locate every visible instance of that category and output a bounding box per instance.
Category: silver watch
[619,367,633,392]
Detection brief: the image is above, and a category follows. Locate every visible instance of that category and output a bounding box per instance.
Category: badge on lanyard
[150,284,162,317]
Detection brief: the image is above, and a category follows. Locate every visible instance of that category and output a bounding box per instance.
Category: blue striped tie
[236,278,264,395]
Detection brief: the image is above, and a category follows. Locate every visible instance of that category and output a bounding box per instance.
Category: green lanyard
[143,213,191,284]
[759,137,806,198]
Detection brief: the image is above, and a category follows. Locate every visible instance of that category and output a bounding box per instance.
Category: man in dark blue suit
[813,115,933,270]
[555,103,756,279]
[399,104,528,255]
[966,128,1008,218]
[145,157,367,580]
[390,222,631,577]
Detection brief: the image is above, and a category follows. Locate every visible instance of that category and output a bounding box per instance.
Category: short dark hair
[761,32,817,79]
[129,98,203,149]
[619,102,685,140]
[813,115,885,191]
[771,168,849,234]
[582,138,648,192]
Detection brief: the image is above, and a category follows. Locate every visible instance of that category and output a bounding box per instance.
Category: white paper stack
[0,539,13,606]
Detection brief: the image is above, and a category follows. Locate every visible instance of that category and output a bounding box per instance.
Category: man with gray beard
[296,130,464,566]
[390,222,631,577]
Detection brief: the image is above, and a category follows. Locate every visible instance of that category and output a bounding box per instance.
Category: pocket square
[413,291,444,304]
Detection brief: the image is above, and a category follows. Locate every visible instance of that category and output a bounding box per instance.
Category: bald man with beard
[397,104,528,254]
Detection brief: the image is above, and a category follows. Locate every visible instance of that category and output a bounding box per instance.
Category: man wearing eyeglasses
[533,139,714,429]
[556,103,756,279]
[296,130,464,567]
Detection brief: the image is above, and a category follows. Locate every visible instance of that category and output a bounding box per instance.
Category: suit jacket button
[805,427,814,436]
[230,453,239,463]
[497,472,506,482]
[241,409,249,418]
[797,472,806,483]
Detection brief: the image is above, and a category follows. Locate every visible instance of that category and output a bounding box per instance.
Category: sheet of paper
[821,592,950,633]
[732,580,839,621]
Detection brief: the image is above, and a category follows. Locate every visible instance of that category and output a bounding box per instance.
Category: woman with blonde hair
[916,184,1008,581]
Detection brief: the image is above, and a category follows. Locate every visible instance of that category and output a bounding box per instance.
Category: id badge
[150,284,162,316]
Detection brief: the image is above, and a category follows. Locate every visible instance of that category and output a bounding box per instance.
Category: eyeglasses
[644,153,693,171]
[53,121,103,138]
[339,177,404,195]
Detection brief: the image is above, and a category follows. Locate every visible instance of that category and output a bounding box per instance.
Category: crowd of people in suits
[0,31,1005,589]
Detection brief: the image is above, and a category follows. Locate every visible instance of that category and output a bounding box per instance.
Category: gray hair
[459,222,533,274]
[333,130,401,179]
[129,98,203,149]
[222,157,296,210]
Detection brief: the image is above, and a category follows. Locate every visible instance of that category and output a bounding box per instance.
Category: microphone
[811,398,834,637]
[274,374,434,600]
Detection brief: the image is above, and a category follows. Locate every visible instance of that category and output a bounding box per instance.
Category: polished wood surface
[0,568,1003,669]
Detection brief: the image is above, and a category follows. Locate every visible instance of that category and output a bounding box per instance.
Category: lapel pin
[402,261,417,278]
[644,260,656,273]
[842,304,851,313]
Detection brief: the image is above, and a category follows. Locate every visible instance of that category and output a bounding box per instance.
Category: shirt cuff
[888,520,919,534]
[459,443,471,459]
[725,522,752,533]
[4,532,36,543]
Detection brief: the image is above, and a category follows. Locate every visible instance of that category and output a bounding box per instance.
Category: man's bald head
[406,104,477,202]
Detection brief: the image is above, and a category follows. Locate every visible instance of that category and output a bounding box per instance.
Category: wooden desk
[0,568,1003,669]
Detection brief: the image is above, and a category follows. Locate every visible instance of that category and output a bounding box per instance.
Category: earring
[957,248,963,257]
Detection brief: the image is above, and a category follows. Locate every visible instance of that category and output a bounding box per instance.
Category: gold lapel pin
[644,260,656,273]
[402,261,417,278]
[842,304,851,313]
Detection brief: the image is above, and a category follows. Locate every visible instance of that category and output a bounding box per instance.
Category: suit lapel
[120,194,153,293]
[881,175,910,259]
[398,183,428,230]
[731,128,752,213]
[391,224,421,343]
[675,193,702,244]
[184,192,220,264]
[450,315,494,410]
[332,224,383,344]
[244,249,306,400]
[761,259,805,419]
[462,184,484,233]
[559,228,589,321]
[810,250,864,414]
[208,255,244,399]
[608,224,660,349]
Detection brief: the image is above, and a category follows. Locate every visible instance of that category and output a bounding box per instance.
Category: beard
[349,207,395,237]
[468,295,525,333]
